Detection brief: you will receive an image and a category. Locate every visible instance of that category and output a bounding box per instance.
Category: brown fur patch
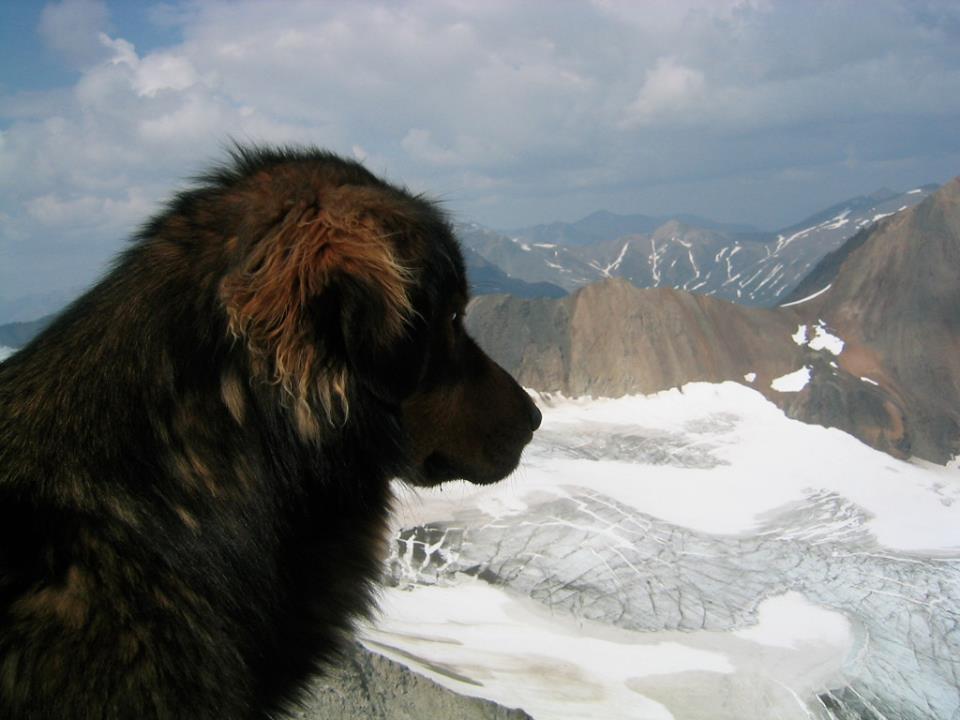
[220,371,246,425]
[13,566,91,630]
[174,506,200,532]
[219,195,414,424]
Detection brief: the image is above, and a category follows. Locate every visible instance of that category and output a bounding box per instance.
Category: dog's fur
[0,146,540,719]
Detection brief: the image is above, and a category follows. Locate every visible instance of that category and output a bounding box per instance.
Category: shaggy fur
[0,146,541,719]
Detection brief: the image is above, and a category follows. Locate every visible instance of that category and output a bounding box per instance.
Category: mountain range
[457,185,936,306]
[466,178,960,463]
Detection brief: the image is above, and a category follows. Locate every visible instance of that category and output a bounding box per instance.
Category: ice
[371,384,960,719]
[779,284,831,308]
[771,366,811,392]
[808,321,844,356]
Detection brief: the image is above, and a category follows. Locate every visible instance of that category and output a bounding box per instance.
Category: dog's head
[216,148,540,486]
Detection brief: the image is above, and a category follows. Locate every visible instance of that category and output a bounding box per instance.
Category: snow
[732,592,853,650]
[364,579,733,720]
[779,284,832,307]
[907,188,923,194]
[606,241,630,274]
[774,211,850,253]
[363,580,858,720]
[370,383,960,718]
[593,241,632,278]
[792,324,809,345]
[860,376,880,386]
[771,366,811,392]
[743,372,756,383]
[0,346,15,362]
[872,211,895,223]
[649,238,664,284]
[398,381,960,553]
[808,321,844,355]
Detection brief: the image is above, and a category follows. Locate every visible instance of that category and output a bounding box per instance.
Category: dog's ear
[220,187,427,423]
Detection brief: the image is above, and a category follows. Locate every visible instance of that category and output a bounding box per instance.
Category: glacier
[360,383,960,720]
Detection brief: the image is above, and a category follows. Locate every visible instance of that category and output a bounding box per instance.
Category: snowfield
[363,383,960,720]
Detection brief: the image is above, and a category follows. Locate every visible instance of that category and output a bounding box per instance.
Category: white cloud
[622,58,706,127]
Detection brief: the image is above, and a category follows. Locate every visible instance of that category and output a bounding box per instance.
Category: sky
[1,0,960,314]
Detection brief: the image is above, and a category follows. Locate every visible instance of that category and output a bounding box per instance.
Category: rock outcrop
[299,643,531,720]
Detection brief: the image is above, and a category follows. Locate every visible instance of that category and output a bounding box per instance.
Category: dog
[0,145,541,719]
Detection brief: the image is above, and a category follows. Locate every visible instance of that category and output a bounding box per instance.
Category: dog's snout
[527,396,542,432]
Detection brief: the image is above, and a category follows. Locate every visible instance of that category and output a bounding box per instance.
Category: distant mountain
[507,209,758,247]
[462,247,566,299]
[460,186,938,307]
[0,315,55,351]
[0,287,82,325]
[466,179,960,462]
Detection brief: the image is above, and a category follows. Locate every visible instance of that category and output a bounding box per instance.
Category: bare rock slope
[300,643,530,720]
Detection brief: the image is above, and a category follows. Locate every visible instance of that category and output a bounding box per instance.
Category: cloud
[622,58,706,127]
[38,0,112,68]
[2,0,960,310]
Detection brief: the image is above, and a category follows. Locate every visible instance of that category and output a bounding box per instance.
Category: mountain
[462,247,566,299]
[459,186,937,306]
[801,177,960,462]
[467,280,801,397]
[0,287,82,325]
[0,315,55,351]
[508,209,758,247]
[466,179,960,462]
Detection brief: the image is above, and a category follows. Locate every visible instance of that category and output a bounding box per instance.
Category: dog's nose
[528,399,542,432]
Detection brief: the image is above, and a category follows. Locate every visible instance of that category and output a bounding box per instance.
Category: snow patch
[0,346,15,362]
[595,241,631,278]
[743,372,756,383]
[860,376,880,386]
[733,592,853,650]
[808,321,844,355]
[792,325,808,345]
[779,284,831,308]
[771,367,811,392]
[364,579,730,720]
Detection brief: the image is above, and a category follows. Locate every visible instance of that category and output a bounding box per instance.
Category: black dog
[0,146,541,719]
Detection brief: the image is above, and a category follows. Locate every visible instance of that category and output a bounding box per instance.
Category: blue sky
[2,0,960,317]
